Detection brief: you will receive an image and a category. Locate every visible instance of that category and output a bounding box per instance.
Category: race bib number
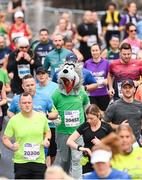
[24,143,40,160]
[87,35,97,47]
[17,64,30,79]
[64,110,80,127]
[117,82,122,98]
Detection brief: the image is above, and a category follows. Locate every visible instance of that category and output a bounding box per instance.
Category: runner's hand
[42,139,50,148]
[109,88,115,97]
[11,142,19,152]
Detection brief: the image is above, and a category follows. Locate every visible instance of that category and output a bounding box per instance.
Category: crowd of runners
[0,0,142,179]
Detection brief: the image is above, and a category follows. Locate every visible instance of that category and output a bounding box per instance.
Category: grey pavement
[0,117,14,179]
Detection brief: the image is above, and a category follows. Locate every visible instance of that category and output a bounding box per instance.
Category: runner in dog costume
[52,60,90,179]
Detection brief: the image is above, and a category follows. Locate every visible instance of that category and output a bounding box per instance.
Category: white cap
[18,36,29,47]
[91,150,112,164]
[14,11,24,19]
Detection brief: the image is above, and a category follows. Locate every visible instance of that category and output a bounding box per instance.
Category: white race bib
[117,82,122,98]
[64,110,80,127]
[24,143,40,160]
[131,46,140,59]
[17,64,30,79]
[11,32,24,40]
[96,76,105,88]
[87,35,97,47]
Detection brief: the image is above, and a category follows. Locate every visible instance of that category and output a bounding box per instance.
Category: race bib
[117,82,122,98]
[87,35,97,47]
[24,143,40,160]
[64,110,80,127]
[11,32,24,40]
[41,57,45,65]
[17,64,30,79]
[96,76,104,88]
[131,46,139,59]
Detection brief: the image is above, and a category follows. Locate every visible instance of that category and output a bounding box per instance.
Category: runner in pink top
[122,23,142,59]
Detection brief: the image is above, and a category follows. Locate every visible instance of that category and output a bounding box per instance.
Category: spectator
[9,11,32,50]
[77,10,100,60]
[7,36,41,94]
[31,28,54,65]
[104,79,142,145]
[2,92,51,179]
[101,2,122,48]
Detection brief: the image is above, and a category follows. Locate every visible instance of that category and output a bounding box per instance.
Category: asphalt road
[0,117,14,179]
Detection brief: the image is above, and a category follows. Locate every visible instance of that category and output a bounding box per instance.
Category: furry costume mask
[58,62,82,95]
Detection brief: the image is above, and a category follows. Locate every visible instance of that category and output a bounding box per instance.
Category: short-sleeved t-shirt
[0,69,10,85]
[4,111,49,164]
[77,121,113,149]
[52,88,89,134]
[9,93,53,114]
[111,147,142,179]
[84,58,109,96]
[104,99,142,140]
[109,59,142,98]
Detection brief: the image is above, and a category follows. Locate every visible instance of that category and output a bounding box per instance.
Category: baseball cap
[66,53,78,62]
[36,67,47,74]
[121,79,135,88]
[18,36,29,47]
[14,11,24,19]
[91,150,112,164]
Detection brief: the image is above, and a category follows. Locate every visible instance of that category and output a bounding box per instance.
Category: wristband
[77,145,82,151]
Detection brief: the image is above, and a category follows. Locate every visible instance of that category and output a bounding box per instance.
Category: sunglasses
[19,46,29,49]
[129,29,136,32]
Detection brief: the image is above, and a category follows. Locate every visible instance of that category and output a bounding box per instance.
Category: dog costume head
[58,56,83,95]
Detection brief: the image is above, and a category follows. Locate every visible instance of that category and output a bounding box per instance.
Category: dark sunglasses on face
[19,46,29,49]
